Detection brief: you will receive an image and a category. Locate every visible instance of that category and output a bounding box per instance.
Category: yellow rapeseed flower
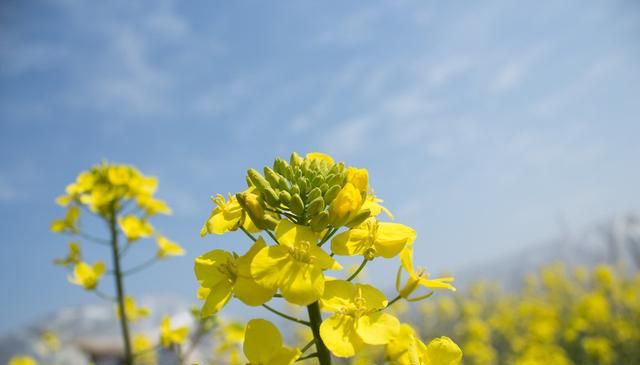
[200,192,259,236]
[331,217,416,259]
[346,167,369,193]
[319,280,400,357]
[396,245,455,299]
[243,319,300,365]
[118,215,154,241]
[250,220,342,305]
[50,206,80,233]
[195,238,275,317]
[386,324,462,365]
[8,356,38,365]
[156,235,185,258]
[306,152,335,166]
[160,316,188,348]
[116,296,150,323]
[68,261,105,290]
[53,241,82,266]
[132,334,156,365]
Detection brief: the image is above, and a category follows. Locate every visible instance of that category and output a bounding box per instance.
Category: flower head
[328,183,363,227]
[195,238,275,317]
[53,242,82,266]
[132,334,156,365]
[119,215,154,241]
[68,261,105,290]
[8,356,38,365]
[319,280,400,357]
[160,316,189,348]
[386,324,462,365]
[243,319,300,365]
[200,191,259,236]
[50,206,80,233]
[396,245,455,300]
[250,220,342,305]
[331,217,416,259]
[156,235,185,258]
[116,296,150,323]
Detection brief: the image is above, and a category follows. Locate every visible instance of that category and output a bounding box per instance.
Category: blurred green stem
[109,208,133,365]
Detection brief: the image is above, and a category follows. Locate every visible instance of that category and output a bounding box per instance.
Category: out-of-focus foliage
[417,263,640,365]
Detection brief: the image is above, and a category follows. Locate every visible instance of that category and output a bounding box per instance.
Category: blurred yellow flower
[155,235,185,258]
[331,217,415,259]
[160,316,188,348]
[8,356,38,365]
[396,245,455,299]
[53,242,82,267]
[68,261,105,290]
[118,215,153,241]
[116,296,150,323]
[132,334,156,365]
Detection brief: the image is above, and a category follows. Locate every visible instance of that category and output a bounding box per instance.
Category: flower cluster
[195,152,460,364]
[418,263,640,365]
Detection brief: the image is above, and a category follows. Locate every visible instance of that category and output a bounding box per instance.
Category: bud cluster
[240,152,367,232]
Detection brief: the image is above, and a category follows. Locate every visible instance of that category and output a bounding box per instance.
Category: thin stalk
[296,352,318,362]
[300,339,315,354]
[240,226,258,242]
[109,209,133,365]
[266,229,280,244]
[386,295,402,309]
[262,304,311,326]
[346,258,368,282]
[121,256,159,276]
[306,301,331,365]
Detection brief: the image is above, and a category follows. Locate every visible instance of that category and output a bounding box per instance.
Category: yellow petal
[275,220,317,247]
[244,319,282,364]
[356,312,400,345]
[425,336,462,365]
[320,314,365,358]
[266,347,301,365]
[234,276,276,306]
[330,229,369,256]
[250,245,289,290]
[320,280,356,312]
[306,152,335,165]
[356,283,388,310]
[201,280,233,317]
[279,262,324,305]
[374,223,416,259]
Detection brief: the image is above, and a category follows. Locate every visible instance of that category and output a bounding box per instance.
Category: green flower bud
[346,208,372,228]
[264,167,280,187]
[290,152,303,167]
[323,184,341,204]
[263,215,279,230]
[263,187,280,207]
[290,193,304,215]
[312,175,324,188]
[277,176,289,190]
[307,187,322,202]
[279,190,292,205]
[307,196,325,216]
[298,177,309,195]
[328,173,344,187]
[247,169,271,192]
[320,183,329,193]
[236,192,271,230]
[310,211,329,232]
[291,185,300,196]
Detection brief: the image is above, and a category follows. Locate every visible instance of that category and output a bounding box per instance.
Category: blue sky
[1,0,639,333]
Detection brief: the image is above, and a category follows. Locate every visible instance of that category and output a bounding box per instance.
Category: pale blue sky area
[1,0,639,333]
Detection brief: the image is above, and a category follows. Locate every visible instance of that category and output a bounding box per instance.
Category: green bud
[312,175,324,188]
[346,208,372,228]
[248,168,271,192]
[307,196,325,216]
[263,187,280,207]
[277,176,289,190]
[291,184,300,195]
[323,184,341,204]
[320,183,329,193]
[307,187,322,201]
[245,175,253,188]
[310,211,330,232]
[236,192,271,230]
[290,152,303,167]
[263,215,279,230]
[290,193,304,215]
[279,190,292,205]
[298,177,309,195]
[264,167,280,187]
[328,173,344,187]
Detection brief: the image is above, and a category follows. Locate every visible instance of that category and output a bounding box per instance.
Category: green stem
[306,301,331,365]
[262,304,311,326]
[296,352,319,362]
[386,295,402,309]
[240,226,258,242]
[121,256,159,276]
[346,258,368,282]
[109,210,133,365]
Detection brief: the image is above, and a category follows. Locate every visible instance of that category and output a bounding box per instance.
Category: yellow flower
[319,280,400,357]
[346,167,369,193]
[306,152,335,166]
[53,242,82,266]
[200,192,259,236]
[160,316,189,348]
[362,194,394,219]
[396,245,455,299]
[195,238,275,317]
[118,215,154,241]
[40,330,60,352]
[107,165,132,185]
[50,206,80,233]
[156,235,185,258]
[132,334,156,365]
[136,195,172,215]
[8,356,38,365]
[243,319,300,365]
[331,217,416,259]
[250,220,342,305]
[68,261,105,290]
[386,326,463,365]
[116,296,150,323]
[328,183,363,226]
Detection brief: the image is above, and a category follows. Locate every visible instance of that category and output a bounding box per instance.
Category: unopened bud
[248,169,271,192]
[310,211,329,232]
[264,167,280,187]
[279,191,292,205]
[323,184,341,204]
[346,208,372,228]
[290,152,303,167]
[263,187,280,207]
[307,196,325,216]
[290,193,304,215]
[307,187,322,202]
[236,192,270,230]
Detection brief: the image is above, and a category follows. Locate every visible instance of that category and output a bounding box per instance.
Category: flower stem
[306,301,331,365]
[262,304,311,326]
[109,210,133,365]
[346,258,368,282]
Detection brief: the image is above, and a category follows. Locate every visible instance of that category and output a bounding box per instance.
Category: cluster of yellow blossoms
[418,263,640,365]
[195,152,460,364]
